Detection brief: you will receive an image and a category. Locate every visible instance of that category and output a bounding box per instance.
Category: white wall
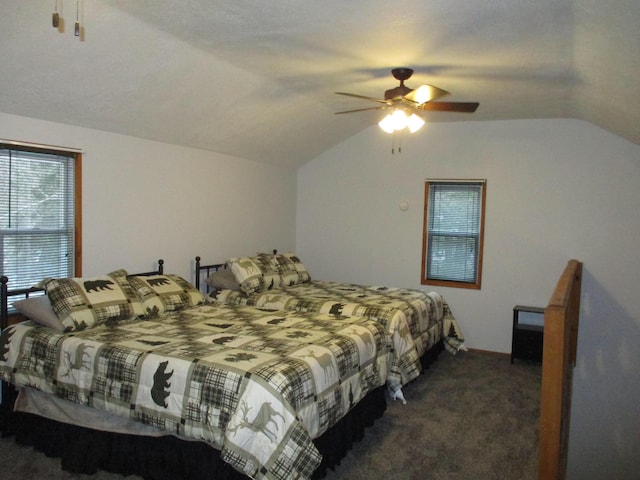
[2,111,638,478]
[1,112,297,281]
[297,118,640,479]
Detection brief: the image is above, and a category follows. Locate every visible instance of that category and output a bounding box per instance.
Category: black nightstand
[511,305,545,363]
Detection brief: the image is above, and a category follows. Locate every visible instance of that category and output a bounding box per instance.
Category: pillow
[281,252,311,284]
[45,269,145,332]
[227,256,281,295]
[12,295,65,331]
[258,252,301,286]
[205,268,241,291]
[254,254,281,291]
[129,274,205,317]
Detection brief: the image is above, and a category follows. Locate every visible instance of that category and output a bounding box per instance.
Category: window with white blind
[0,143,82,293]
[421,179,486,289]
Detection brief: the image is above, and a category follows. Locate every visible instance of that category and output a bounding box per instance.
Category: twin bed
[1,251,463,480]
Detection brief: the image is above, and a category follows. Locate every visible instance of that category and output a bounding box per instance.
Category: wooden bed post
[538,259,582,480]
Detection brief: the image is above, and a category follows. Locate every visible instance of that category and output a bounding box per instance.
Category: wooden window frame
[0,142,82,280]
[421,179,486,290]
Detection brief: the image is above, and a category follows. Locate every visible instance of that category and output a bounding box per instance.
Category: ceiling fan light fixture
[378,110,407,133]
[378,113,397,133]
[378,110,424,133]
[407,113,425,133]
[391,110,408,130]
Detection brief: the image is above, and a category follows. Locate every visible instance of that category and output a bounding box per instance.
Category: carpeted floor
[0,351,541,480]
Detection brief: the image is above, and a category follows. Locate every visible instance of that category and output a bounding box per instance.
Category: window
[421,179,486,289]
[1,143,82,291]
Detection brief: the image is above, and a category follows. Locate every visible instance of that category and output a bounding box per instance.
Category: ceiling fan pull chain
[75,0,80,37]
[52,0,59,28]
[391,130,404,154]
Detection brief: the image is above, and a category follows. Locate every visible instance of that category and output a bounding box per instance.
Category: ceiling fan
[334,67,479,115]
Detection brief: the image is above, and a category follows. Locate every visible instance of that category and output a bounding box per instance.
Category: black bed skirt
[0,342,443,479]
[0,382,386,480]
[421,340,444,370]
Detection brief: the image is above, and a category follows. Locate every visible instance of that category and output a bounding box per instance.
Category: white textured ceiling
[1,1,639,168]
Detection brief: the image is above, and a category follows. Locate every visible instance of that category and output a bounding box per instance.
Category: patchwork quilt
[212,280,466,359]
[0,304,391,480]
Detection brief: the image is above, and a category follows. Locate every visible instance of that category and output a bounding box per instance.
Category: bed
[1,261,391,480]
[195,251,466,401]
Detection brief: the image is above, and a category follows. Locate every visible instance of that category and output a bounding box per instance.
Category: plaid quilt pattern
[0,304,390,480]
[44,269,145,332]
[212,280,466,387]
[128,274,205,316]
[227,256,275,295]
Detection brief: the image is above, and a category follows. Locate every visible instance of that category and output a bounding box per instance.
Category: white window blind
[423,180,485,287]
[1,146,76,290]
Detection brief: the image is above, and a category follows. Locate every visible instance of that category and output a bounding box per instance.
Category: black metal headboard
[1,259,164,330]
[194,256,226,293]
[194,250,278,294]
[129,259,165,277]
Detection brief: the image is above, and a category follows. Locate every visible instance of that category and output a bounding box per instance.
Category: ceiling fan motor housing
[385,68,415,100]
[391,68,413,81]
[385,85,412,100]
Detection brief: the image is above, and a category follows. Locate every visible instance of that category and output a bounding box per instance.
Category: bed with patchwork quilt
[197,252,466,400]
[1,265,390,480]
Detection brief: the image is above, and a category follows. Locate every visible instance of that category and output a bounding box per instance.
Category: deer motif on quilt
[227,400,285,442]
[61,342,94,378]
[343,326,376,359]
[237,259,260,276]
[300,348,338,385]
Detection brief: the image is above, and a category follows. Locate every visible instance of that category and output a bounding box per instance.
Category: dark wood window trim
[1,141,82,278]
[421,179,486,290]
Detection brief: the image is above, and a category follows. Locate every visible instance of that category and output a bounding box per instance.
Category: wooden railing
[538,259,583,480]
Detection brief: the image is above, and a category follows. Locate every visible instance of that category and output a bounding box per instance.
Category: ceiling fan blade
[335,92,390,104]
[403,84,449,105]
[334,106,388,114]
[418,101,479,113]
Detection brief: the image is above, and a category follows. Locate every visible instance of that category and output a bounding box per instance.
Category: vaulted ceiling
[2,1,639,168]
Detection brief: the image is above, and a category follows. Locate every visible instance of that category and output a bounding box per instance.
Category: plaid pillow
[254,254,281,291]
[282,252,311,283]
[129,274,204,317]
[45,269,145,332]
[258,253,301,286]
[228,256,281,295]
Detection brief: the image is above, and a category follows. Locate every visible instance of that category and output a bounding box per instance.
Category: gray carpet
[0,351,541,480]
